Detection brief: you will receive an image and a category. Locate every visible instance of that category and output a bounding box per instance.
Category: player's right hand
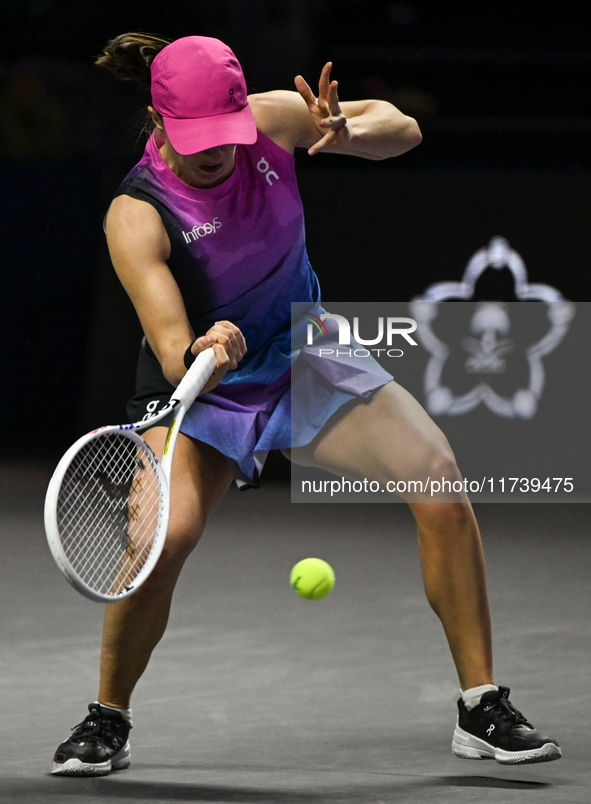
[191,321,247,390]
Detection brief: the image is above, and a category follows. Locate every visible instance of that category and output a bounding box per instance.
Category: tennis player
[51,33,560,774]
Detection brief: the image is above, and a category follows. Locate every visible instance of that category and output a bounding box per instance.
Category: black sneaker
[452,686,561,765]
[51,703,131,776]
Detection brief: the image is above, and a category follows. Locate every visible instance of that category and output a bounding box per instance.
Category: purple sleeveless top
[115,130,391,483]
[116,129,319,380]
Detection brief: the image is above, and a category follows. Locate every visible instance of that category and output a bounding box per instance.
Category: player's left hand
[294,62,349,156]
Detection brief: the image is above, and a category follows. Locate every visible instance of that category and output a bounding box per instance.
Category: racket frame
[44,348,217,603]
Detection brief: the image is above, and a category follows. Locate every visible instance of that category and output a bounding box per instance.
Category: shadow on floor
[1,770,553,804]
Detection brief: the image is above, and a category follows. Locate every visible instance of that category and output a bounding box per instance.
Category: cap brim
[162,103,257,156]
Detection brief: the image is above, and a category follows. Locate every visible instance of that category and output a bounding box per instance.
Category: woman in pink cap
[51,33,560,775]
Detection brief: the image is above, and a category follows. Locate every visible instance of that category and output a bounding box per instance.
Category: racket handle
[173,347,217,408]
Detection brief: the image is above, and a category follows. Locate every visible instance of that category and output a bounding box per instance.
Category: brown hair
[95,32,172,91]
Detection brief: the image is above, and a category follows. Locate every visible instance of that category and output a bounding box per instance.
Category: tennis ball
[290,558,335,600]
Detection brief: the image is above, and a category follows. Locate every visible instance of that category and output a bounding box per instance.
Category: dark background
[1,1,590,459]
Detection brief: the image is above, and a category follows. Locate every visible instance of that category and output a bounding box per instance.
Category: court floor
[1,461,589,803]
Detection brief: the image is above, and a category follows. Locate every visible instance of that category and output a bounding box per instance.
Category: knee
[420,431,460,481]
[165,516,203,563]
[393,434,461,497]
[149,515,204,586]
[411,500,475,537]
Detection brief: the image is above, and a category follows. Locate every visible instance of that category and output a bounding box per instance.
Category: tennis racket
[44,348,217,603]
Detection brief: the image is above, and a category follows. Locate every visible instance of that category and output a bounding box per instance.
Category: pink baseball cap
[150,36,257,155]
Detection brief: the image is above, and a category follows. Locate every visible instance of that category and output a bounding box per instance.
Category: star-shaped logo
[409,237,576,418]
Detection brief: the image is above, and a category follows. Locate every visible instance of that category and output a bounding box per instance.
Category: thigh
[289,381,459,492]
[143,427,233,549]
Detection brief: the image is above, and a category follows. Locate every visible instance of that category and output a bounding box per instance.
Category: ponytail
[95,33,172,91]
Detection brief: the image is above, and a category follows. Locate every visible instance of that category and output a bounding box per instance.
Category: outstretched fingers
[294,73,317,111]
[295,61,348,155]
[317,62,333,114]
[307,127,338,156]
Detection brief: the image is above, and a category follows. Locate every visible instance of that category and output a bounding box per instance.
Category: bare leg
[288,381,493,691]
[410,501,492,689]
[98,430,232,708]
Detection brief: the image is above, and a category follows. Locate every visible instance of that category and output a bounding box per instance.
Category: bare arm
[250,63,421,159]
[105,194,246,389]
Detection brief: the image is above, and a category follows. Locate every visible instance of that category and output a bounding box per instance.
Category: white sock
[95,701,133,727]
[461,684,498,712]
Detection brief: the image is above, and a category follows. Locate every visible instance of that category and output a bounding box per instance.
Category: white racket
[44,348,217,603]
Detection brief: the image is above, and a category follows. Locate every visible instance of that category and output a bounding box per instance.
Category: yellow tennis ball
[290,558,335,600]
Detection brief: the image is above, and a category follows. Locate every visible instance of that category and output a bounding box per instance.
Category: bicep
[250,91,316,153]
[105,196,194,368]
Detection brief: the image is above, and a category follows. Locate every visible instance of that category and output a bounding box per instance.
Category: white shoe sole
[51,742,130,776]
[452,726,562,765]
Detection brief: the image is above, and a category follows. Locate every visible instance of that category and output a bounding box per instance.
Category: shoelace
[71,715,102,738]
[492,697,531,727]
[70,708,118,740]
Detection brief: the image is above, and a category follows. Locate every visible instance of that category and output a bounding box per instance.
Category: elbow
[376,115,421,160]
[405,117,422,150]
[159,344,189,388]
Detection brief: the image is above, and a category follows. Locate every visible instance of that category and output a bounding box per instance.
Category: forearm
[159,343,190,388]
[338,101,422,160]
[159,342,220,395]
[289,64,422,159]
[161,349,220,396]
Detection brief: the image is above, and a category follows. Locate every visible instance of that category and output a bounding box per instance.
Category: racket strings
[56,434,162,596]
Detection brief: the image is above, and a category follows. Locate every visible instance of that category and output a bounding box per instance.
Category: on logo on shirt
[257,158,279,186]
